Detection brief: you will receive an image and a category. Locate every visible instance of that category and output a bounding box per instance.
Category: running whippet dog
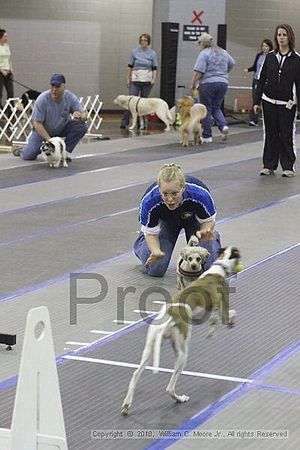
[121,246,242,415]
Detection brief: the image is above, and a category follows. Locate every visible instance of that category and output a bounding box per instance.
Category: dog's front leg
[53,160,61,168]
[129,113,138,130]
[207,307,220,338]
[228,309,236,326]
[176,278,183,291]
[139,116,145,130]
[166,331,189,403]
[121,325,156,415]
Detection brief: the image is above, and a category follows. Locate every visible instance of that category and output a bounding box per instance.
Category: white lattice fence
[0,98,34,146]
[79,94,103,137]
[0,95,103,148]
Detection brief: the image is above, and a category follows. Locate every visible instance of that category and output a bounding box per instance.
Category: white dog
[176,236,210,290]
[40,137,68,168]
[114,94,175,131]
[121,246,241,415]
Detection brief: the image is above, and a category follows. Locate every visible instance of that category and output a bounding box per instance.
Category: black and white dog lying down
[121,246,243,415]
[40,137,68,168]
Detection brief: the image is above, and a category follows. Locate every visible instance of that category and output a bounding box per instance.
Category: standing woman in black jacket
[254,24,300,177]
[244,39,273,126]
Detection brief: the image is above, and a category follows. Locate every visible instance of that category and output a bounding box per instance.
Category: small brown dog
[176,96,207,147]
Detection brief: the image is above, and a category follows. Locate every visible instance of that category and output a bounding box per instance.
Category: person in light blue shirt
[15,73,88,161]
[121,33,158,129]
[191,33,235,143]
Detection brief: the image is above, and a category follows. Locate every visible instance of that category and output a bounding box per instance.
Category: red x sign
[191,10,204,24]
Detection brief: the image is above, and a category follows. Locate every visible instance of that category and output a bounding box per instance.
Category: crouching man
[13,73,87,161]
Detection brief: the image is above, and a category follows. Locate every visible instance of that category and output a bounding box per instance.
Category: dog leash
[11,75,36,92]
[128,96,141,113]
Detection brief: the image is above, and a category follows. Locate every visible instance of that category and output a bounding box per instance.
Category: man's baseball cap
[50,73,66,86]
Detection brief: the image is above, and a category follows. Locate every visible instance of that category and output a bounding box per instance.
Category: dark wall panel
[160,22,179,107]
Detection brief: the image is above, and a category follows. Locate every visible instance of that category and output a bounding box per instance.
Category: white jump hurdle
[0,306,68,449]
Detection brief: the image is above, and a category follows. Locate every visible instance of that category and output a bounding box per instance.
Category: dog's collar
[128,96,141,113]
[213,260,234,275]
[128,96,134,109]
[177,258,203,278]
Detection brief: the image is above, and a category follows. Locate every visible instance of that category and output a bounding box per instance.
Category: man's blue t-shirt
[32,90,83,135]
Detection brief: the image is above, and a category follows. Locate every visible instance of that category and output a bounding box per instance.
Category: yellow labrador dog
[177,96,207,147]
[114,94,175,131]
[121,246,241,415]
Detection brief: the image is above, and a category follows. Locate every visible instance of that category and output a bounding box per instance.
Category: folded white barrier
[0,306,68,449]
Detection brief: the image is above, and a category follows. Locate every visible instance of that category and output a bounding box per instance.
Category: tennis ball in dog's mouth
[235,263,244,272]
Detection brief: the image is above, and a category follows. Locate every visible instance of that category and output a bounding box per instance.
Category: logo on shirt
[181,212,194,220]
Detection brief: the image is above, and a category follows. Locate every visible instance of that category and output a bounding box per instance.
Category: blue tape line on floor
[143,338,300,450]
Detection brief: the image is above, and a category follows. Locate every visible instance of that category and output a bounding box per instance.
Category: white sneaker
[202,137,213,143]
[221,126,229,142]
[282,170,295,178]
[222,126,229,134]
[260,168,274,176]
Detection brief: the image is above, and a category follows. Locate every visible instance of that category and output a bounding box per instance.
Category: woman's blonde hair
[157,163,185,187]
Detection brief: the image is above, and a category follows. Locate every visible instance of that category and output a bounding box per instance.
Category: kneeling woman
[133,163,221,277]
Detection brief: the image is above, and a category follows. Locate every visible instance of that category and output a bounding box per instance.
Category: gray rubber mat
[0,245,299,449]
[0,128,262,189]
[172,390,299,449]
[1,157,300,298]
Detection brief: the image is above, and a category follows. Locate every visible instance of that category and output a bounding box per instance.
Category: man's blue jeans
[22,120,88,160]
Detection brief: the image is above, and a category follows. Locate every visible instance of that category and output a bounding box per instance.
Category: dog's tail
[152,319,171,373]
[167,105,176,124]
[187,235,199,247]
[189,104,207,132]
